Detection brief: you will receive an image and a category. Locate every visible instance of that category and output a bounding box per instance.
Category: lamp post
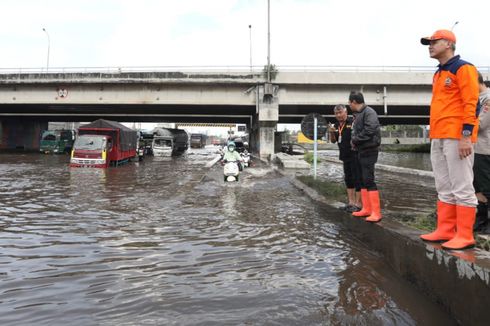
[267,0,271,82]
[42,28,50,72]
[249,24,252,72]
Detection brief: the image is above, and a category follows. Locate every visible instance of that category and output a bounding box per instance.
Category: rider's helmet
[227,141,236,152]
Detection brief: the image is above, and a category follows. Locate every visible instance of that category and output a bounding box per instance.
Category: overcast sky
[1,0,489,70]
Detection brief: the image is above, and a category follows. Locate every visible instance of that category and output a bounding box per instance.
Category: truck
[70,119,138,168]
[152,128,189,156]
[190,133,207,148]
[40,129,75,154]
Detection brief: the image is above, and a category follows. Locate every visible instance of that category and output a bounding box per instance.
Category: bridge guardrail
[1,65,489,75]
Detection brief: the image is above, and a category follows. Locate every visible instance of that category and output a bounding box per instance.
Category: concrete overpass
[1,67,488,157]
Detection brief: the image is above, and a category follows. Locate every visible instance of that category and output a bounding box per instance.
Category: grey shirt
[476,89,490,155]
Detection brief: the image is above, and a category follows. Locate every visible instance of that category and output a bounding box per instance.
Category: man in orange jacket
[420,29,480,250]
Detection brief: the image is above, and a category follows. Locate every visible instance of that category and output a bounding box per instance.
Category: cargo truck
[40,129,75,154]
[190,133,207,148]
[70,119,138,168]
[152,128,189,156]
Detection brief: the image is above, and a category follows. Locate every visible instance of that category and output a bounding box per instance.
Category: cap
[420,29,456,45]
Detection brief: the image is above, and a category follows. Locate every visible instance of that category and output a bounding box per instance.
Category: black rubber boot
[474,201,489,232]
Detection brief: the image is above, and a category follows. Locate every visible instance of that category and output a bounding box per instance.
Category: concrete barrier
[272,152,311,169]
[285,174,490,326]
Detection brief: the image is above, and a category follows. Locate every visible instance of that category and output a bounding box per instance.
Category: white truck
[152,128,189,156]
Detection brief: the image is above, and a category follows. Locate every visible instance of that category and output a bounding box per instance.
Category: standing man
[349,91,382,222]
[474,73,490,233]
[420,29,480,250]
[329,104,361,212]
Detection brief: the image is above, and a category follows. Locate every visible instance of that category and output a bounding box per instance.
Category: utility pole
[267,0,271,83]
[42,28,50,72]
[249,24,252,72]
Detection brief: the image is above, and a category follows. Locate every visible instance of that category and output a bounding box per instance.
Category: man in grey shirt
[474,73,490,233]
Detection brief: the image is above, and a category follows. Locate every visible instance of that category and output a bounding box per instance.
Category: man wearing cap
[420,29,480,250]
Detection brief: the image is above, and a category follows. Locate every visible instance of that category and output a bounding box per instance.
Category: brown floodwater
[0,149,455,325]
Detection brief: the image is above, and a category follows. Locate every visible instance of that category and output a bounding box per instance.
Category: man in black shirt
[329,104,361,212]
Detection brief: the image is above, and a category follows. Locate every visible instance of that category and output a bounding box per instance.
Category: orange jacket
[429,55,479,142]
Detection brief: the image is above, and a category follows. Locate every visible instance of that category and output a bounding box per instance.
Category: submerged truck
[190,133,207,148]
[70,119,138,168]
[152,128,189,156]
[40,130,75,154]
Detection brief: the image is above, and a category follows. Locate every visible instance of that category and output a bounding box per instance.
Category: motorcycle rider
[222,141,243,170]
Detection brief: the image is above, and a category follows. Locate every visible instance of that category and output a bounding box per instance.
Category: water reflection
[0,152,454,325]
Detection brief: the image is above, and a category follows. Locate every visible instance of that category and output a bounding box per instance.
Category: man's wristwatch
[462,130,472,137]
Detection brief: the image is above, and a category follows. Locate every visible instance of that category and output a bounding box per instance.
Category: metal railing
[0,65,488,75]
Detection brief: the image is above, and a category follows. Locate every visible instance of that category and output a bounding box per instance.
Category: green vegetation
[296,175,345,201]
[397,210,490,251]
[403,211,437,231]
[303,152,320,164]
[476,236,490,251]
[382,143,430,153]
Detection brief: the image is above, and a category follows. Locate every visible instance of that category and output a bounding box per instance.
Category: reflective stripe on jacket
[429,55,479,142]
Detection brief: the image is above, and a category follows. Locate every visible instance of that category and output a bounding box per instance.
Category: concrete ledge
[273,152,311,169]
[287,174,490,326]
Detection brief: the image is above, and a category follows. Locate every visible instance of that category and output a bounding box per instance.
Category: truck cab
[70,134,112,168]
[40,130,75,154]
[152,137,173,157]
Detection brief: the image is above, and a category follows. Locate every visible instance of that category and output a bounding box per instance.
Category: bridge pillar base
[0,119,47,151]
[256,93,279,161]
[258,121,277,161]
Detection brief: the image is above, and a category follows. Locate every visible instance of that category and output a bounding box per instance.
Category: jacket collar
[438,55,460,70]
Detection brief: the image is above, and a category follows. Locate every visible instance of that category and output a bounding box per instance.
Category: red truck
[70,119,138,168]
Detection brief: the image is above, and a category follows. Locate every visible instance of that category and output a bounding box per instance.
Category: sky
[1,0,489,70]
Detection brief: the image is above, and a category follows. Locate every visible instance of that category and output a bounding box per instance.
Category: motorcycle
[241,151,251,168]
[223,160,240,182]
[137,146,145,161]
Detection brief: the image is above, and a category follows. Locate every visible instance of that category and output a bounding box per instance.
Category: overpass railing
[1,65,489,75]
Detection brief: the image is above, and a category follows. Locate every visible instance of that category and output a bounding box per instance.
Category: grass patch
[399,210,490,251]
[382,143,430,153]
[303,152,320,164]
[296,175,345,201]
[403,210,437,231]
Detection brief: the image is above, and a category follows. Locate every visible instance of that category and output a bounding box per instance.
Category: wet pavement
[0,149,454,325]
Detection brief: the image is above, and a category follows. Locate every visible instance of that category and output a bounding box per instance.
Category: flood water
[0,149,454,325]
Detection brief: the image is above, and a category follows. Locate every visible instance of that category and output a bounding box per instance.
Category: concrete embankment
[274,155,490,326]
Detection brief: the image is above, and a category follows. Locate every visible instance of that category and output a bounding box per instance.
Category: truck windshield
[73,136,106,150]
[42,134,57,141]
[154,139,172,147]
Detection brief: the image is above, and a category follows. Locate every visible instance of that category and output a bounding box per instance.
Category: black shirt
[333,116,355,161]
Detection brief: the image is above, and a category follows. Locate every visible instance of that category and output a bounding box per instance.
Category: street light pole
[42,28,50,72]
[249,24,252,72]
[267,0,271,82]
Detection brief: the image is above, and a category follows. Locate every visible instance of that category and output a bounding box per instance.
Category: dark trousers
[342,157,361,191]
[474,153,490,197]
[357,151,378,191]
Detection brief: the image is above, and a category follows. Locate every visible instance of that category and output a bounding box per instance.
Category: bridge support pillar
[253,85,279,161]
[0,119,47,151]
